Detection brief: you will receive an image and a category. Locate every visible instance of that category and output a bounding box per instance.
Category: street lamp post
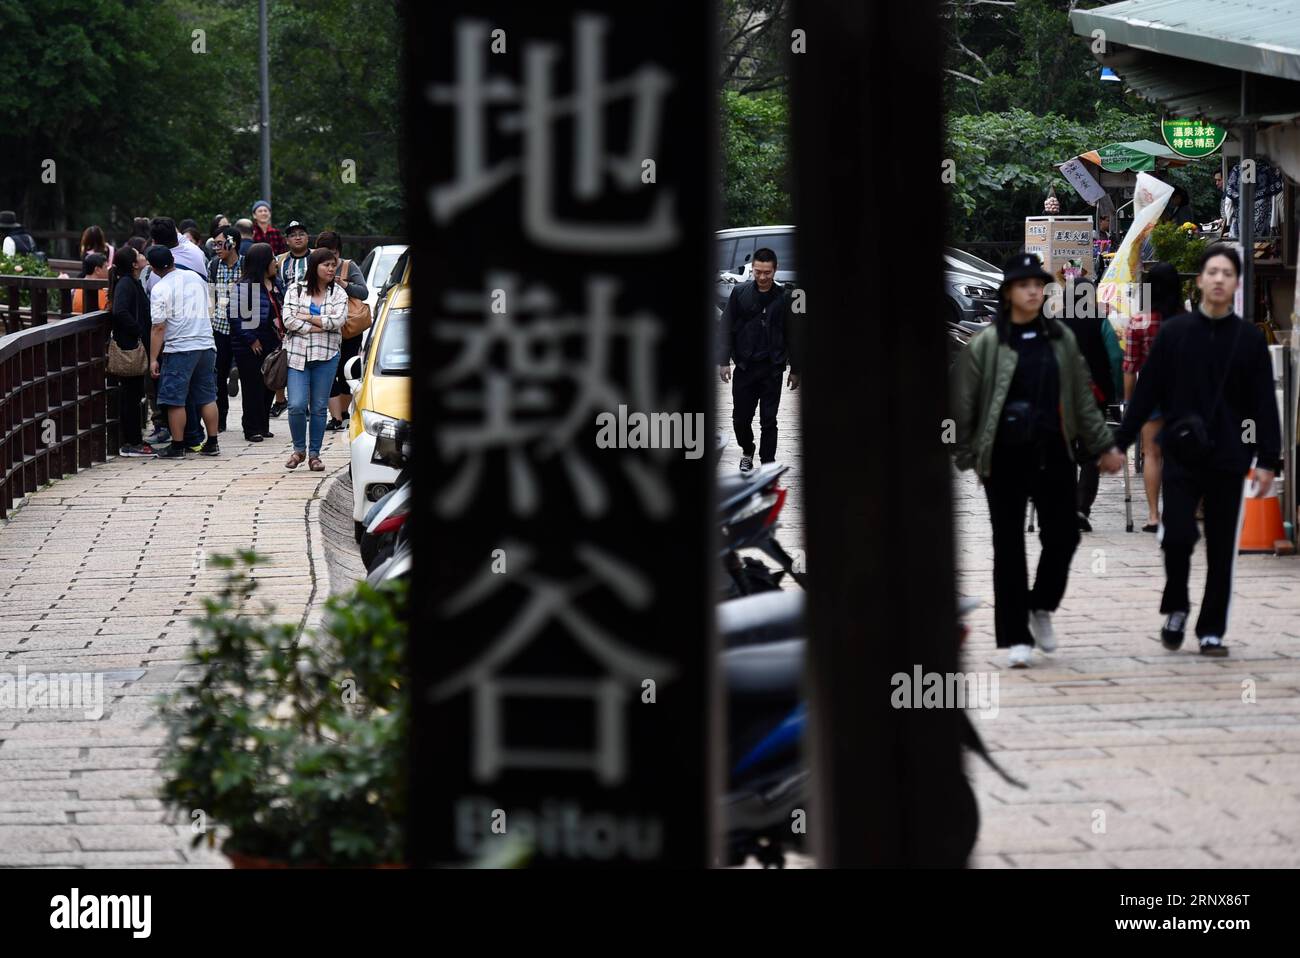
[259,0,272,205]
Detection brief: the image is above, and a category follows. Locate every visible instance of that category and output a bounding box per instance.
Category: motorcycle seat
[723,639,804,698]
[717,590,805,648]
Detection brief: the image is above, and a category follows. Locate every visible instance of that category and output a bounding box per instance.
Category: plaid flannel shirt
[282,281,348,370]
[208,254,243,335]
[252,224,287,255]
[1122,311,1164,374]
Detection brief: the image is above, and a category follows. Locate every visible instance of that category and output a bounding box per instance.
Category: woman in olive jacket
[951,253,1125,668]
[108,246,154,457]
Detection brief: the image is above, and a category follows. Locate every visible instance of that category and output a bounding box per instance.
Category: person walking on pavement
[1054,273,1118,531]
[207,226,244,433]
[108,246,155,457]
[1124,262,1185,532]
[147,245,221,459]
[716,247,800,472]
[1114,244,1281,657]
[282,249,347,471]
[230,243,282,443]
[952,252,1126,668]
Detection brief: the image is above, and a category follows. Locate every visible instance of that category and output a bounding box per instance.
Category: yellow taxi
[344,251,411,536]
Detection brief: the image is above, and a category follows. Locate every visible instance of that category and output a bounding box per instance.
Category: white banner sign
[1059,158,1107,206]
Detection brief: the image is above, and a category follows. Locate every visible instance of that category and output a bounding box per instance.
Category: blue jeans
[287,354,340,457]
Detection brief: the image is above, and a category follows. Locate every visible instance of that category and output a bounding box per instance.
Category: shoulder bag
[337,260,372,340]
[107,339,149,377]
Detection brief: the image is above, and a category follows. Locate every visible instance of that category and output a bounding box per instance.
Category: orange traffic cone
[1238,469,1289,555]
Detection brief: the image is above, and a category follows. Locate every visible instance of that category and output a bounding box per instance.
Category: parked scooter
[718,463,806,599]
[359,419,412,572]
[717,592,1010,868]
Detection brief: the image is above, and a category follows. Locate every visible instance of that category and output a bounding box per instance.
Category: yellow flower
[1180,221,1197,232]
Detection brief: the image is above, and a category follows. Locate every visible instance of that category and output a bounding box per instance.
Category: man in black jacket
[716,247,800,472]
[1115,244,1280,656]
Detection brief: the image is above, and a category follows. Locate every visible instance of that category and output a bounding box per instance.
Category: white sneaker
[1028,610,1057,652]
[1007,644,1033,669]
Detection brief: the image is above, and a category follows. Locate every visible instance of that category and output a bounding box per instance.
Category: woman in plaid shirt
[282,249,348,471]
[1123,263,1186,532]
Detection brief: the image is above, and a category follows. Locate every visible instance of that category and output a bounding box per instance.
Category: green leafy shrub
[159,550,408,866]
[0,253,55,311]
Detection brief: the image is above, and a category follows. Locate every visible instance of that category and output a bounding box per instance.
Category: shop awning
[1070,0,1300,123]
[1076,139,1194,171]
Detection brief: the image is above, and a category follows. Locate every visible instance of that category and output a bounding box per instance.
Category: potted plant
[158,550,409,867]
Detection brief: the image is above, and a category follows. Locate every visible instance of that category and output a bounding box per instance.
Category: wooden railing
[2,276,110,335]
[0,277,115,519]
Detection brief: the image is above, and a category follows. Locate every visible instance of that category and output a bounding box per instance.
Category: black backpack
[6,231,37,255]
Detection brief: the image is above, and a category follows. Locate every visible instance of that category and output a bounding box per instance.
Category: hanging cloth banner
[1058,157,1107,205]
[1097,172,1173,321]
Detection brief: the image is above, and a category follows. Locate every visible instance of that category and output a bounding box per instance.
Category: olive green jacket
[951,318,1116,478]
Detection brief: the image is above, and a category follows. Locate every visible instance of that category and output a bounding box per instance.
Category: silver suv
[715,225,797,308]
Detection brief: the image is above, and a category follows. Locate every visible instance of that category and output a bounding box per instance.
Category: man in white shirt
[144,216,208,293]
[148,245,220,458]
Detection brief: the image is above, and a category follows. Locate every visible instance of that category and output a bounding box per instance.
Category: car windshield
[945,248,1000,274]
[377,308,409,374]
[372,249,404,287]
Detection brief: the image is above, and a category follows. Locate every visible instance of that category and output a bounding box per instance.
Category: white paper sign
[1059,158,1107,206]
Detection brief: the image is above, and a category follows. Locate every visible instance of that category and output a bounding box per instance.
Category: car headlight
[956,284,998,301]
[361,409,399,437]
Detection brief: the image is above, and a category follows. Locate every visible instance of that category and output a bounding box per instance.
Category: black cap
[1000,251,1054,290]
[284,220,308,235]
[146,245,174,270]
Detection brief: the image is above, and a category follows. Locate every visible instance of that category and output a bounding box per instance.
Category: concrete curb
[302,464,348,638]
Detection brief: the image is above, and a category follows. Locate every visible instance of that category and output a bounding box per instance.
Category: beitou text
[595,405,707,459]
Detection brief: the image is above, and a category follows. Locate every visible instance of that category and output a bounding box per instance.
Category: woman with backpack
[952,253,1126,668]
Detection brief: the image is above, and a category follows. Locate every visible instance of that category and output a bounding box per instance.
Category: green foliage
[719,89,791,228]
[0,252,56,308]
[159,550,409,866]
[945,107,1163,243]
[0,0,403,242]
[1149,221,1208,274]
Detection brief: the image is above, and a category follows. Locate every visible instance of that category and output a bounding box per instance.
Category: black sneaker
[325,418,344,432]
[270,401,288,418]
[739,455,754,474]
[261,431,276,439]
[1199,635,1229,657]
[1077,511,1092,532]
[228,371,240,398]
[244,433,264,442]
[157,442,186,459]
[1161,611,1187,650]
[201,438,220,456]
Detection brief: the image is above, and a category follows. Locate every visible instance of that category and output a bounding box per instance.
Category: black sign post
[407,3,717,866]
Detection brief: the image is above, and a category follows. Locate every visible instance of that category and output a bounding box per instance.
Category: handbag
[1163,320,1243,466]
[107,339,148,377]
[336,263,372,339]
[261,346,288,393]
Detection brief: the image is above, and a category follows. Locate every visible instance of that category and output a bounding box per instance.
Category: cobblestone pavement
[0,396,350,867]
[956,462,1300,868]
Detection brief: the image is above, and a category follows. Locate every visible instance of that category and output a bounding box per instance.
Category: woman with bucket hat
[952,252,1126,668]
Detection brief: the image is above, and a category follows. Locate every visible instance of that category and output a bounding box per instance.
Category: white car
[357,244,408,315]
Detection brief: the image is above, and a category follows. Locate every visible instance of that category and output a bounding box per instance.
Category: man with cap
[276,220,312,287]
[952,251,1125,668]
[250,200,287,255]
[147,245,220,458]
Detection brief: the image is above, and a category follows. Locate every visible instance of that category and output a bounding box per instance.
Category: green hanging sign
[1161,117,1227,158]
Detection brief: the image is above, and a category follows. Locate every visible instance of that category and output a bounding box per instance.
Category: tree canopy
[0,0,403,242]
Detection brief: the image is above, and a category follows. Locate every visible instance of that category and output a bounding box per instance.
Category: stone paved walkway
[957,462,1300,868]
[0,396,351,867]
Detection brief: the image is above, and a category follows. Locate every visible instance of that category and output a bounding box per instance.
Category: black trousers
[732,363,783,463]
[115,374,145,446]
[1076,455,1100,516]
[983,439,1080,648]
[1159,465,1245,638]
[233,349,273,438]
[214,331,233,431]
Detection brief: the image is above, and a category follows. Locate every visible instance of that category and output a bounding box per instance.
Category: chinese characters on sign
[1161,117,1227,159]
[410,3,714,867]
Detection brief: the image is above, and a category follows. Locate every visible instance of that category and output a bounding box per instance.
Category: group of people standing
[953,244,1281,667]
[104,202,367,471]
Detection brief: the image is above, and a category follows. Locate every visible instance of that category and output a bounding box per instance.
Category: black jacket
[1117,309,1281,474]
[716,280,800,374]
[1060,314,1115,406]
[110,275,150,351]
